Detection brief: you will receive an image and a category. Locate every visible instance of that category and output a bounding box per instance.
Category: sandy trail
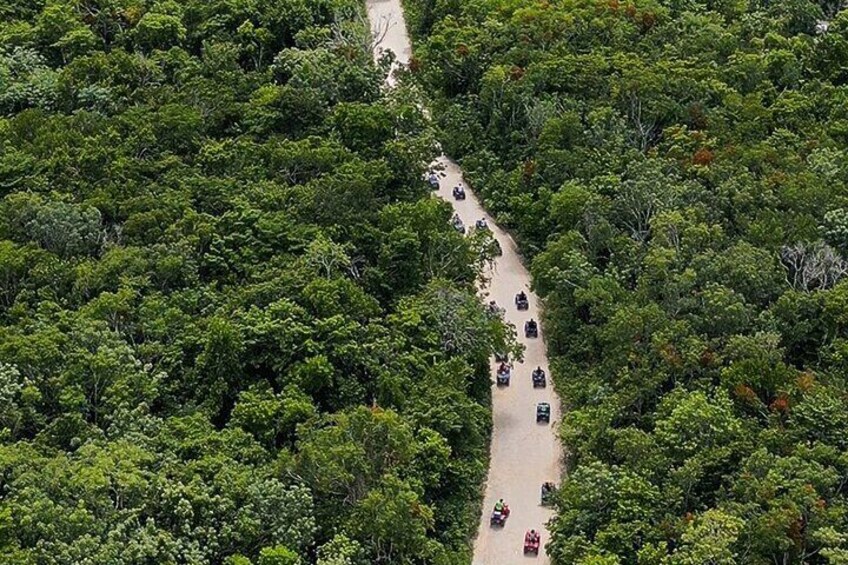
[365,2,563,563]
[365,0,412,86]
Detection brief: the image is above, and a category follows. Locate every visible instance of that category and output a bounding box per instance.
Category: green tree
[133,11,186,52]
[258,546,300,565]
[350,475,437,564]
[667,509,744,565]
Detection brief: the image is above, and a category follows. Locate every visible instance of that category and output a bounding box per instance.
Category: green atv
[536,402,551,423]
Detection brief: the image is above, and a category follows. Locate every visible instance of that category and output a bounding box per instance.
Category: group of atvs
[515,291,539,338]
[428,171,469,204]
[432,170,556,556]
[494,292,548,421]
[489,291,554,555]
[489,483,558,555]
[493,291,541,388]
[451,213,490,236]
[489,499,541,555]
[494,360,546,390]
[489,496,550,555]
[429,174,503,256]
[454,183,487,232]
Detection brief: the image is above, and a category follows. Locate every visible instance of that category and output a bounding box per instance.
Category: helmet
[530,529,536,534]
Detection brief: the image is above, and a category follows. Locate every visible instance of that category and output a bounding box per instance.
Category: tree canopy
[405,0,848,562]
[0,1,512,563]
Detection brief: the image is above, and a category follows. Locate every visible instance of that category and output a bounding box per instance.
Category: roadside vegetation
[405,0,848,562]
[0,1,513,563]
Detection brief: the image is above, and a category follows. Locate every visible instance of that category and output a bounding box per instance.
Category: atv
[523,531,541,555]
[450,214,465,234]
[541,482,557,506]
[532,367,547,388]
[496,364,511,386]
[490,504,510,527]
[515,292,529,311]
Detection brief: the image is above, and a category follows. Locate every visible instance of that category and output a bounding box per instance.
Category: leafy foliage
[406,0,848,562]
[0,2,512,563]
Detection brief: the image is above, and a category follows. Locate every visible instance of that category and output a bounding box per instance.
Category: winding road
[365,1,563,562]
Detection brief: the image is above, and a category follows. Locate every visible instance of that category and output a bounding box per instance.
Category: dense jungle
[0,1,513,563]
[404,0,848,562]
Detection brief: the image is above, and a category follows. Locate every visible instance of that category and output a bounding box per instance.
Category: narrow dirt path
[365,2,563,562]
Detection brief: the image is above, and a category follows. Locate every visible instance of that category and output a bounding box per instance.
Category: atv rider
[498,362,509,375]
[517,290,527,302]
[494,499,505,513]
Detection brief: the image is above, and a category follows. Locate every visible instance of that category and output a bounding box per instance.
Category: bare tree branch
[781,241,848,292]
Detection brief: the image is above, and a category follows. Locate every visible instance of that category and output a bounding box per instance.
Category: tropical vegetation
[0,1,513,563]
[405,0,848,562]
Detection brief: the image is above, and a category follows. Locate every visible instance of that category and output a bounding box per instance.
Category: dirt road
[365,0,412,86]
[365,2,563,563]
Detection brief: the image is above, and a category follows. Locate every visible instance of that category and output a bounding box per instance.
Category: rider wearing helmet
[494,499,505,512]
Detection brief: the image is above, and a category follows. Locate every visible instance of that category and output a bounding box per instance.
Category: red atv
[523,530,541,555]
[490,504,510,527]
